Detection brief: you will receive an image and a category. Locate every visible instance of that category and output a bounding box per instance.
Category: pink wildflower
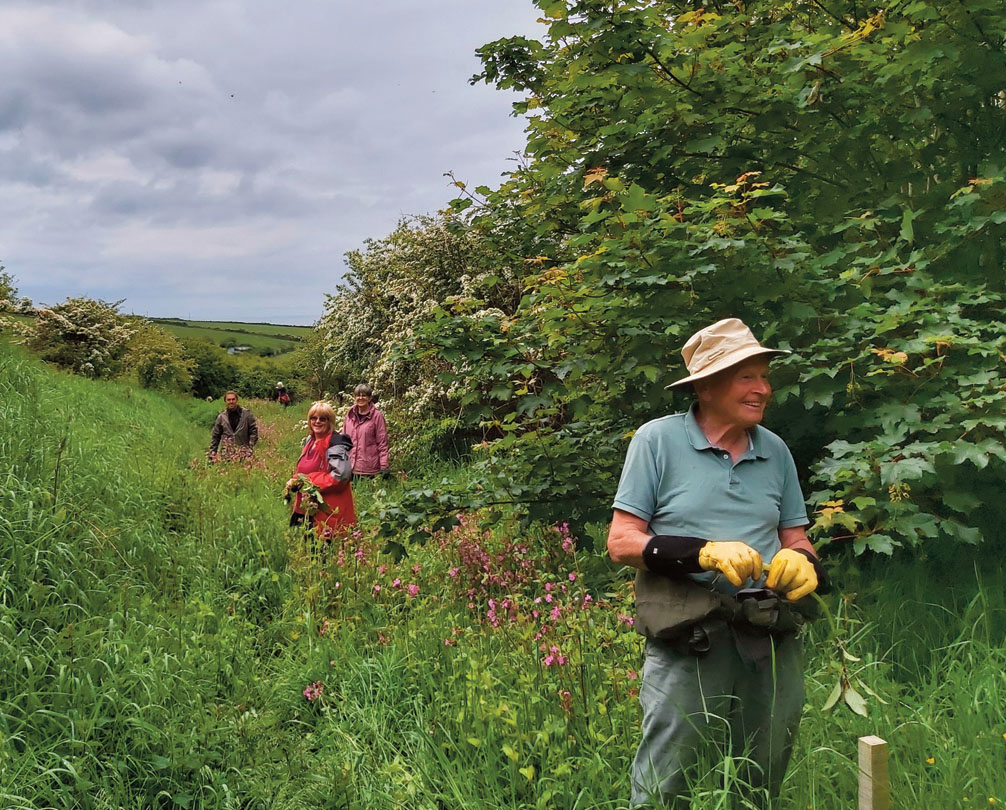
[303,681,324,702]
[392,578,402,589]
[407,583,420,598]
[559,689,573,714]
[568,572,577,582]
[550,606,562,622]
[377,564,388,575]
[412,563,422,575]
[627,669,639,680]
[372,584,381,596]
[448,566,459,578]
[618,613,635,628]
[581,593,593,609]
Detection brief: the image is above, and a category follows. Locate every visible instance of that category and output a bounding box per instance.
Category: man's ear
[693,379,709,403]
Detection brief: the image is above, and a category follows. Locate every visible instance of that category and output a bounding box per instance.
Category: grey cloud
[3,0,542,323]
[0,92,31,131]
[156,138,217,170]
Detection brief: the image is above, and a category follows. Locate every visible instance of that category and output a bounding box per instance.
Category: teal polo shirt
[612,404,809,593]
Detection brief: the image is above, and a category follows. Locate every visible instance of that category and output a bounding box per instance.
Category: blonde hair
[307,400,336,426]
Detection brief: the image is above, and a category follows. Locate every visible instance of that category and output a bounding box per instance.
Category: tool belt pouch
[732,587,814,636]
[634,569,726,641]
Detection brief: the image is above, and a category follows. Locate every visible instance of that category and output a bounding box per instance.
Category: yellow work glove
[698,542,763,588]
[765,549,818,601]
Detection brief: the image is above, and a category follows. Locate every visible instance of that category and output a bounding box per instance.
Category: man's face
[697,357,772,429]
[225,393,239,411]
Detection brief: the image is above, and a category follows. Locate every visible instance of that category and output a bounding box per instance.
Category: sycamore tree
[388,0,1006,555]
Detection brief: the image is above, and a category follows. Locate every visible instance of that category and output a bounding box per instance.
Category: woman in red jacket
[343,383,390,478]
[285,401,356,535]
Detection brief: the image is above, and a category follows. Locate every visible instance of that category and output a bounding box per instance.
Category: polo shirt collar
[683,403,772,460]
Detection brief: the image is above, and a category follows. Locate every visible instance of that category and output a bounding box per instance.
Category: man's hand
[284,477,301,494]
[765,548,818,601]
[698,541,763,587]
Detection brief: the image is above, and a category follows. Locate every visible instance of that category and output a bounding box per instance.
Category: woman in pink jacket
[343,383,390,478]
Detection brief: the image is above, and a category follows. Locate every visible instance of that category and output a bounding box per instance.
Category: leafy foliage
[373,0,1006,554]
[181,337,237,399]
[0,263,17,309]
[124,323,193,392]
[310,214,515,416]
[0,264,34,314]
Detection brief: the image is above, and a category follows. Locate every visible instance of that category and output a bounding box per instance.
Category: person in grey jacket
[208,391,259,457]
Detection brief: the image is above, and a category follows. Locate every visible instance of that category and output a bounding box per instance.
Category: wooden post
[858,735,890,810]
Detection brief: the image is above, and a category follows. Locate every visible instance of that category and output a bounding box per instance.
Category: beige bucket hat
[666,317,790,388]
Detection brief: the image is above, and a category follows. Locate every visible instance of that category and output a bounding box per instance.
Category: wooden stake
[858,735,890,810]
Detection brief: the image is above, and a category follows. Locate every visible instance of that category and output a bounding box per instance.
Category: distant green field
[151,318,313,355]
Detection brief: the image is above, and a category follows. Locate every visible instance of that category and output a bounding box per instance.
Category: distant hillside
[151,318,314,356]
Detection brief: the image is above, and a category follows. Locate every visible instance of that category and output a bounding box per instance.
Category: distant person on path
[607,318,827,808]
[208,391,258,458]
[286,401,356,534]
[342,383,389,479]
[275,382,291,407]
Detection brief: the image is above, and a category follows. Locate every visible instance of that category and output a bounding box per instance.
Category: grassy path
[1,342,1004,808]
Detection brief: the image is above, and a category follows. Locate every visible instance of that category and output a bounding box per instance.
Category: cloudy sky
[0,1,542,324]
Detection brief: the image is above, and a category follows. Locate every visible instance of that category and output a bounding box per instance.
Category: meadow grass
[150,320,310,354]
[164,321,313,338]
[1,341,1003,808]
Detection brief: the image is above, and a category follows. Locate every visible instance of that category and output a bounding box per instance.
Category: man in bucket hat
[607,318,826,808]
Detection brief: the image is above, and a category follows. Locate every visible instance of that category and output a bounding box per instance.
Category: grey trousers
[630,622,804,808]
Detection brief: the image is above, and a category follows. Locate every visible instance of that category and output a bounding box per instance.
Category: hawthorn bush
[22,297,138,379]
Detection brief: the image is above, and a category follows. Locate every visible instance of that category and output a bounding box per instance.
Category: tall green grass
[1,341,1003,808]
[0,344,298,808]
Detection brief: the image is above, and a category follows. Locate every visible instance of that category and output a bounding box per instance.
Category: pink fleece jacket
[343,405,389,475]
